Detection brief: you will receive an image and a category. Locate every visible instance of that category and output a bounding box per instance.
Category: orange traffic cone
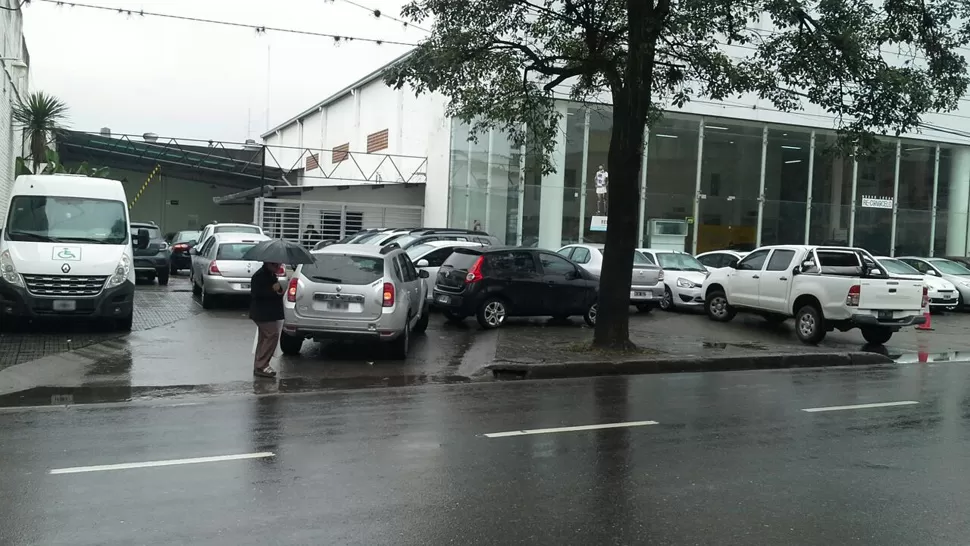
[917,300,933,331]
[918,350,929,363]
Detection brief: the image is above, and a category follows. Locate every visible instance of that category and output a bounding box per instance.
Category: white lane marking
[49,452,274,475]
[484,420,659,438]
[802,401,919,413]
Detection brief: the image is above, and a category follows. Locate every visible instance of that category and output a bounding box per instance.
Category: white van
[0,174,148,331]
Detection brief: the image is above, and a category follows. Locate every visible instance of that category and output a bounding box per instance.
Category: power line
[333,0,429,33]
[32,0,420,47]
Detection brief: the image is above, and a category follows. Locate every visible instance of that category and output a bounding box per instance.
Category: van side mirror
[416,259,430,267]
[135,228,150,250]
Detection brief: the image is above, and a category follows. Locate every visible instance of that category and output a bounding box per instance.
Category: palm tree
[12,91,69,172]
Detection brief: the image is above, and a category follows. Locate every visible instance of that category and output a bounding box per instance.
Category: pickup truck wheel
[861,326,893,345]
[705,291,735,322]
[795,305,826,344]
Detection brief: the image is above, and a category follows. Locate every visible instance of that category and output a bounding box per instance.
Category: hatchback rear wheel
[477,297,507,329]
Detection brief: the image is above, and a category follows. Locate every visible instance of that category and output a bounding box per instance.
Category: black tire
[705,290,736,322]
[157,268,169,286]
[443,310,465,323]
[414,305,430,334]
[861,326,893,345]
[636,303,653,314]
[794,304,826,344]
[114,313,133,332]
[200,282,215,309]
[584,301,598,327]
[192,278,202,296]
[279,331,303,355]
[389,317,410,359]
[170,263,179,275]
[660,286,675,311]
[477,297,508,329]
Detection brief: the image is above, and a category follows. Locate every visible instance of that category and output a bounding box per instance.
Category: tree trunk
[591,1,661,349]
[30,132,45,173]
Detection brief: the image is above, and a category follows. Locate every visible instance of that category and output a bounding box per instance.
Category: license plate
[633,291,649,298]
[328,302,349,311]
[436,294,451,304]
[53,300,76,312]
[236,283,250,290]
[878,310,893,320]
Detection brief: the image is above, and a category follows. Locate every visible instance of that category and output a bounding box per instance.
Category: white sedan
[637,248,710,311]
[875,256,959,310]
[406,240,485,303]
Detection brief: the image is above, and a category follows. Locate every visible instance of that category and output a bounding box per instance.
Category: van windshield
[4,195,128,244]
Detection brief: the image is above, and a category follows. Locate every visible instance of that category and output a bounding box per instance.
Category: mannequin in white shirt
[594,166,609,214]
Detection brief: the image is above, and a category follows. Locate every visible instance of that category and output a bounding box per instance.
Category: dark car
[432,247,599,329]
[167,230,201,273]
[130,222,172,285]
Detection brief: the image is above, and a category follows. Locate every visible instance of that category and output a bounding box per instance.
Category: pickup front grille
[22,274,108,297]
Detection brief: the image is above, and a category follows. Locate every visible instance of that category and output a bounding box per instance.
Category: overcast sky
[21,0,420,143]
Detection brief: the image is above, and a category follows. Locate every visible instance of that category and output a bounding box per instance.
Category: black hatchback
[432,247,599,329]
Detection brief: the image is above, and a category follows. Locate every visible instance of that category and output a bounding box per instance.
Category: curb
[486,351,894,380]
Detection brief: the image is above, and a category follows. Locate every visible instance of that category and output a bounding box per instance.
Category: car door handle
[779,277,788,281]
[752,275,760,279]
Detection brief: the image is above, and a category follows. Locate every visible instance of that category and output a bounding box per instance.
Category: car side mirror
[929,270,940,277]
[419,270,430,279]
[416,259,430,267]
[135,228,150,250]
[565,270,580,281]
[188,248,198,256]
[792,266,801,275]
[727,259,738,269]
[870,268,882,276]
[801,260,815,271]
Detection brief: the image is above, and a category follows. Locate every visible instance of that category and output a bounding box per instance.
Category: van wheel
[584,302,598,327]
[477,298,508,329]
[389,318,410,359]
[705,291,736,322]
[795,304,826,344]
[279,332,304,355]
[861,326,893,345]
[414,304,430,334]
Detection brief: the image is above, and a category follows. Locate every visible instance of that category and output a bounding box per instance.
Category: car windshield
[406,243,435,260]
[302,254,384,285]
[214,225,260,235]
[878,258,920,276]
[4,195,128,244]
[657,252,705,271]
[929,259,970,275]
[217,243,257,260]
[131,225,162,239]
[174,230,200,243]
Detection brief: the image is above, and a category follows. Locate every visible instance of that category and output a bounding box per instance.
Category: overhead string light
[34,0,419,47]
[330,0,430,33]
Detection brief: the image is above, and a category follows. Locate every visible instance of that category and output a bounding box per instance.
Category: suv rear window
[302,254,384,285]
[217,243,257,260]
[442,249,482,270]
[215,225,260,234]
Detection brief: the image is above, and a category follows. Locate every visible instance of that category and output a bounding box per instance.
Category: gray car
[556,243,665,312]
[279,243,430,359]
[189,233,281,309]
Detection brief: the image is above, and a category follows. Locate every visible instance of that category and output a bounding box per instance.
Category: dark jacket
[249,266,284,322]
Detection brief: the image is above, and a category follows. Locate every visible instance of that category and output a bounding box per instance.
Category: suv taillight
[287,277,298,302]
[846,284,860,306]
[465,256,484,283]
[383,282,395,307]
[208,261,221,275]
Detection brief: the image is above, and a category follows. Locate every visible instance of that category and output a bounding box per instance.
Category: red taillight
[383,282,395,307]
[846,285,860,306]
[276,264,285,276]
[922,286,929,308]
[287,277,298,302]
[208,261,221,275]
[173,243,187,251]
[465,256,484,283]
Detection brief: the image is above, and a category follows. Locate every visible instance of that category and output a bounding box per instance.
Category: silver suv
[279,244,430,359]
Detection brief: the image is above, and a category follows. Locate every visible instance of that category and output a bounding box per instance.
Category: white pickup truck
[703,245,926,345]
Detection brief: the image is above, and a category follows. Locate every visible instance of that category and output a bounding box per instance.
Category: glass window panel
[762,128,811,246]
[562,107,586,245]
[582,106,613,243]
[809,134,852,245]
[643,115,699,251]
[854,141,896,256]
[895,142,935,256]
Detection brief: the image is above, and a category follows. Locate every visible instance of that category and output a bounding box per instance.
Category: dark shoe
[254,366,277,378]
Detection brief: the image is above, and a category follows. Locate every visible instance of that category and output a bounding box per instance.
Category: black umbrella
[242,238,315,264]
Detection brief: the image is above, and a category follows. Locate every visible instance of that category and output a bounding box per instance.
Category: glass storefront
[447,104,970,257]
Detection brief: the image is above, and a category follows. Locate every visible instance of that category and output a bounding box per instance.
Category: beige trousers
[253,321,280,370]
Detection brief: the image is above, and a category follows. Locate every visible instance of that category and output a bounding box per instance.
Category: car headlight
[0,250,23,287]
[105,255,131,288]
[677,278,698,289]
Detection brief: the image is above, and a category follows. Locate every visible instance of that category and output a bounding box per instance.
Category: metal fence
[254,197,424,246]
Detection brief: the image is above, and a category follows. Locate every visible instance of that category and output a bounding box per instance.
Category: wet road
[3,362,970,545]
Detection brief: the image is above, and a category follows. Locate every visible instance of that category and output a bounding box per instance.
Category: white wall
[0,0,27,227]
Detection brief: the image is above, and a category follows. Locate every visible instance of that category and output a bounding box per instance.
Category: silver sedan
[556,243,665,312]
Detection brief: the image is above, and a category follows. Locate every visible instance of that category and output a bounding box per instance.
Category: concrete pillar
[538,104,569,249]
[946,147,970,255]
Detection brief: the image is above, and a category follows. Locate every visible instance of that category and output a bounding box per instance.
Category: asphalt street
[3,361,970,545]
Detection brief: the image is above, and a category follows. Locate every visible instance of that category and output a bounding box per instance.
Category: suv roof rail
[380,243,402,254]
[419,228,489,236]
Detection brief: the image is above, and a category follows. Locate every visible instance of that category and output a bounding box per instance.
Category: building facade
[0,0,29,225]
[265,53,970,257]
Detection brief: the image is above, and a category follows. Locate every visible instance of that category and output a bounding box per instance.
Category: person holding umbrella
[243,238,316,379]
